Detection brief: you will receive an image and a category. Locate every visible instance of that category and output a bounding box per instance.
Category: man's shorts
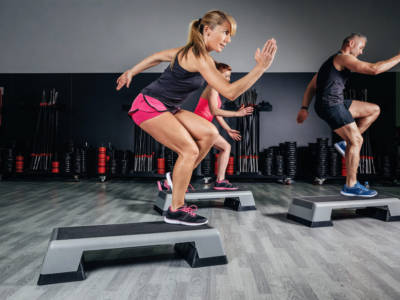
[314,99,354,130]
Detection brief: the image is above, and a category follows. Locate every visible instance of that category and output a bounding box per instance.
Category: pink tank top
[194,95,222,122]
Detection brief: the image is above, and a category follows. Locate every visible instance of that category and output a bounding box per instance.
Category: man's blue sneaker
[340,181,378,198]
[334,140,346,157]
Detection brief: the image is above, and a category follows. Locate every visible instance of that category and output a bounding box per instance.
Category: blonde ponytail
[171,10,236,67]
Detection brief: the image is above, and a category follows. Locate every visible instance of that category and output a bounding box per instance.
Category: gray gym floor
[0,180,399,300]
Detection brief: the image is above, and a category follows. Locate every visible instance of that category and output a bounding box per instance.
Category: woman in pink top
[195,62,253,190]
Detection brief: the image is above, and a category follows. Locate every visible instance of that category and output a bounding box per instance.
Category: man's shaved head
[342,33,367,48]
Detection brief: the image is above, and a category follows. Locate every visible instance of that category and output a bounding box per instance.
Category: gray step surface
[38,221,227,285]
[154,189,256,214]
[287,194,400,227]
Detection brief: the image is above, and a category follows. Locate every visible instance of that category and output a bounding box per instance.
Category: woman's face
[204,21,232,52]
[221,69,231,81]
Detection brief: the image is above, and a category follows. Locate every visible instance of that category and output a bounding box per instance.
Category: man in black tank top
[296,33,400,197]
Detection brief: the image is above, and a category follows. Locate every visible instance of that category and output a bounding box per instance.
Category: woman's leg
[174,110,220,169]
[140,112,201,210]
[213,135,231,181]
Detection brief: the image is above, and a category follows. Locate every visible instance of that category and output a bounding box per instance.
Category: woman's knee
[211,126,219,139]
[179,143,199,161]
[221,140,231,152]
[204,125,219,142]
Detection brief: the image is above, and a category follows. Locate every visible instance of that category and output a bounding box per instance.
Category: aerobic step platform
[154,189,256,215]
[287,194,400,227]
[38,221,227,285]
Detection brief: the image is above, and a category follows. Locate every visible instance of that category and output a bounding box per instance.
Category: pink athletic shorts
[128,94,168,126]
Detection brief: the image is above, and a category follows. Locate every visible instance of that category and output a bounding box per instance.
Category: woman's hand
[236,104,254,117]
[116,69,134,91]
[227,129,242,141]
[254,38,277,71]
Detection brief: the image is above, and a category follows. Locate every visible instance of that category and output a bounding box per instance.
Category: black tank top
[316,52,351,106]
[141,57,205,111]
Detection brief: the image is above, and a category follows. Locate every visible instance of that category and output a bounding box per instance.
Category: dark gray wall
[197,73,333,148]
[2,72,395,152]
[1,0,399,73]
[397,73,400,127]
[0,1,398,156]
[0,73,332,150]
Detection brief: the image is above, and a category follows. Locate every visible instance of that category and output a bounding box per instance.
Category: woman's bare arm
[196,39,277,100]
[116,47,182,90]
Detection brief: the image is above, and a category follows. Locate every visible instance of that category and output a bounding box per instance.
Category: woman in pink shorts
[116,10,277,226]
[194,62,253,190]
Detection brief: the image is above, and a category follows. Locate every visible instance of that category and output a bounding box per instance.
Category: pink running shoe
[157,179,171,191]
[213,179,239,191]
[164,205,208,226]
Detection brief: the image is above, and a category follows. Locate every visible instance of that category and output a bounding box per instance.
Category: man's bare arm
[301,73,317,107]
[297,73,317,123]
[337,53,400,75]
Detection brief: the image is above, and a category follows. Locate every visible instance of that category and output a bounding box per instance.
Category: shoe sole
[164,217,208,226]
[334,143,345,157]
[340,191,378,198]
[213,187,239,190]
[166,172,173,191]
